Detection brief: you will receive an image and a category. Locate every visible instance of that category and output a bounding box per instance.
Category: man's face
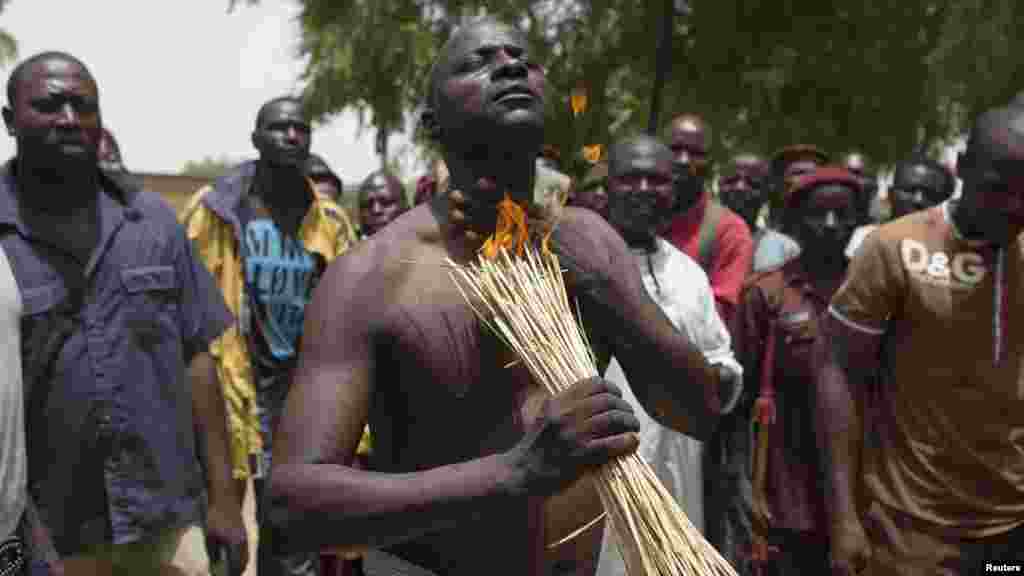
[793,183,859,254]
[843,153,877,222]
[253,100,311,169]
[359,174,405,235]
[718,155,768,227]
[959,153,1024,245]
[608,143,676,247]
[782,158,821,186]
[778,157,825,216]
[4,57,102,171]
[889,164,949,219]
[434,22,546,150]
[668,117,709,213]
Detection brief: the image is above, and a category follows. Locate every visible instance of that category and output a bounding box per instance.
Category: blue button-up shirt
[0,162,233,555]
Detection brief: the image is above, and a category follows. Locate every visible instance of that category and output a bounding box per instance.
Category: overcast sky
[0,0,412,182]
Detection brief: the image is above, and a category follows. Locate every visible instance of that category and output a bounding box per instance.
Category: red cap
[784,165,861,209]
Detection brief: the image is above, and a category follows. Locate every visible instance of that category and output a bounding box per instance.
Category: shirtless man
[264,17,734,576]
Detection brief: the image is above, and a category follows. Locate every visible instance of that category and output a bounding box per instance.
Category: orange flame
[481,193,530,259]
[582,144,603,164]
[570,85,587,116]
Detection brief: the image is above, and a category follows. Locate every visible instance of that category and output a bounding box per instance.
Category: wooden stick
[448,245,738,576]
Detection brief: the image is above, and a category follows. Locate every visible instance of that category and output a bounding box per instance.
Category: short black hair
[892,153,955,197]
[608,134,671,177]
[255,96,304,130]
[6,51,93,106]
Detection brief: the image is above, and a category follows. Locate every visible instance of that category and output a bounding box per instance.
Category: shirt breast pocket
[20,281,70,378]
[121,265,179,350]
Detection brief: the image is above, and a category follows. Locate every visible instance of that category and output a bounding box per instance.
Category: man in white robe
[595,136,743,576]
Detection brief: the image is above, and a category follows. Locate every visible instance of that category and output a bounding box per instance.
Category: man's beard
[621,225,657,252]
[801,228,852,264]
[21,138,98,177]
[611,195,661,251]
[671,170,703,215]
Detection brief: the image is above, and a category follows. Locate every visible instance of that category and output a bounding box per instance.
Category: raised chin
[487,107,544,138]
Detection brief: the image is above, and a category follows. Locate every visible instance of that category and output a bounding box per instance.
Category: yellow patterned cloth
[180,170,360,479]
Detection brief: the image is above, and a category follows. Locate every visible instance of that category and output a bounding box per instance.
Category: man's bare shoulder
[556,205,614,233]
[328,205,439,279]
[551,206,624,257]
[318,205,442,323]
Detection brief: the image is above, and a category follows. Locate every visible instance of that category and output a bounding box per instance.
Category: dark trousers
[704,411,755,576]
[761,529,829,575]
[254,477,321,576]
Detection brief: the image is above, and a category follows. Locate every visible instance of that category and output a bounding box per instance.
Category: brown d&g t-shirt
[829,201,1024,538]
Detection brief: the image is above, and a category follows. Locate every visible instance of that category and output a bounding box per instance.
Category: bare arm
[553,210,730,440]
[815,316,881,528]
[190,352,238,507]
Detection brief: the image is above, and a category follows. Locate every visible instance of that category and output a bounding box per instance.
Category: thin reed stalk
[447,244,737,576]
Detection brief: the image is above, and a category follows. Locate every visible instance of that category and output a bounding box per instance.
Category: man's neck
[15,156,99,215]
[439,148,538,258]
[252,161,312,230]
[677,186,706,220]
[447,148,537,202]
[947,199,991,245]
[800,249,846,285]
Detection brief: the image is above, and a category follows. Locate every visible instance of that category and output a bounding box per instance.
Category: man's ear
[2,106,15,137]
[419,107,441,142]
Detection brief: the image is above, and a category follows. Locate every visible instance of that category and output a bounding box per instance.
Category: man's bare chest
[370,261,544,458]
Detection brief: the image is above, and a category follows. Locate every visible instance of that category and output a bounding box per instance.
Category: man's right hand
[830,519,871,576]
[505,377,640,497]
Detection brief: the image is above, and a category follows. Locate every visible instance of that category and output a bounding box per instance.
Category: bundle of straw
[446,197,737,575]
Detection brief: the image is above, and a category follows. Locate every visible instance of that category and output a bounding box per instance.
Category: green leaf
[0,29,17,67]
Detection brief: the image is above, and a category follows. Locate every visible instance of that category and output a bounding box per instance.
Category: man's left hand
[206,501,248,575]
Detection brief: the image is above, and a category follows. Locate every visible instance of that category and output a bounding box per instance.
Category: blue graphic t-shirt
[244,218,317,361]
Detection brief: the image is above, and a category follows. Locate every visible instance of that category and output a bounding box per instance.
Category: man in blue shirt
[2,51,245,575]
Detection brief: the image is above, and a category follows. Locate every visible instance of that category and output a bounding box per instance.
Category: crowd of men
[2,13,1024,576]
